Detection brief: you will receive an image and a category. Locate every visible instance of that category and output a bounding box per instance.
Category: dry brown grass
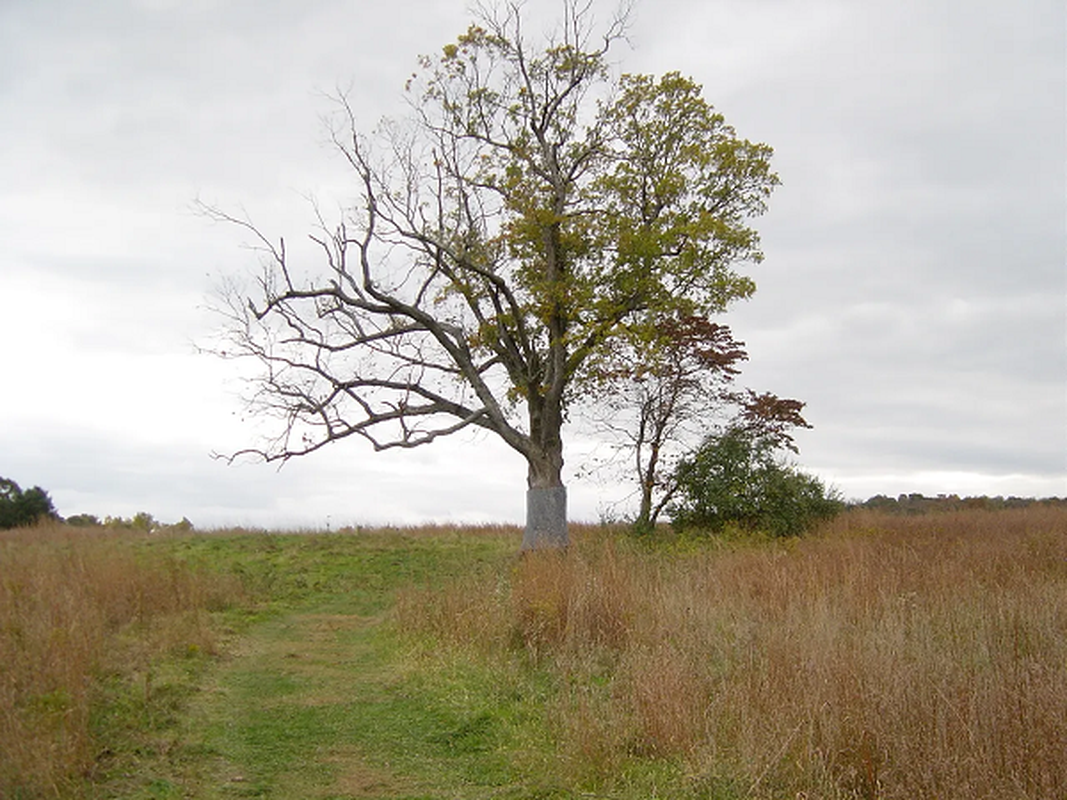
[0,523,244,798]
[398,508,1067,798]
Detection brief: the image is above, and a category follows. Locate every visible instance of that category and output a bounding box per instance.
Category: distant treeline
[855,493,1067,514]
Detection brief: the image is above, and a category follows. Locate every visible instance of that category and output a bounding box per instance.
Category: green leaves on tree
[0,477,59,530]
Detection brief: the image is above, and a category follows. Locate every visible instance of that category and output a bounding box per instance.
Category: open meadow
[1,507,1064,798]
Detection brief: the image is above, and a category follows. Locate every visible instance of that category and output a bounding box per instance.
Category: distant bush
[0,477,59,529]
[668,428,843,537]
[66,513,102,527]
[102,513,194,533]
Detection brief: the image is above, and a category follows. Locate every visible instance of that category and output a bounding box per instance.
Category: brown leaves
[736,390,811,452]
[656,315,747,375]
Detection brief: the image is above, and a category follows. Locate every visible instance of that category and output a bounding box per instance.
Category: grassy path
[189,611,410,798]
[182,611,518,799]
[116,529,570,800]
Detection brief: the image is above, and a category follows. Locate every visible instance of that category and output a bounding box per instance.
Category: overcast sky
[1,0,1064,528]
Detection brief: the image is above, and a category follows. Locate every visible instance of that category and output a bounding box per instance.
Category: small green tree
[0,477,59,530]
[131,512,158,533]
[668,419,842,537]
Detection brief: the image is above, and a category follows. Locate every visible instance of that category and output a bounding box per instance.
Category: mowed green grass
[3,511,1066,799]
[104,527,534,799]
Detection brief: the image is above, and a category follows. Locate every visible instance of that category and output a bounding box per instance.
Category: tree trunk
[521,445,568,549]
[633,418,661,535]
[634,489,653,535]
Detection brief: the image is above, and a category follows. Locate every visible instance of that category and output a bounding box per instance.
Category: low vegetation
[2,509,1064,798]
[0,523,245,797]
[400,507,1067,798]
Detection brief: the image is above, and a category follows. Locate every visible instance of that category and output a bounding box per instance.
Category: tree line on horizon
[854,493,1067,514]
[2,471,1062,534]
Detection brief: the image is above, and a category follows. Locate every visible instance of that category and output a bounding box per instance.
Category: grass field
[1,509,1064,798]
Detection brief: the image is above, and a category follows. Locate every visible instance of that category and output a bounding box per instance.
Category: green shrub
[668,428,843,537]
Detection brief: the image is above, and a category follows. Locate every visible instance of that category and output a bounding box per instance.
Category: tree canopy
[208,2,778,546]
[0,477,58,530]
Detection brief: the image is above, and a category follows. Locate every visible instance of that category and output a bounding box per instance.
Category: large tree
[208,2,778,548]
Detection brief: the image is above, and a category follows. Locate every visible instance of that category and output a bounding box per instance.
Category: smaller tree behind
[668,413,842,537]
[584,315,749,533]
[0,478,59,530]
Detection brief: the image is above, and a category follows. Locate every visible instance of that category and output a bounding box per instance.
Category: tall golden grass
[0,523,243,798]
[398,508,1067,798]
